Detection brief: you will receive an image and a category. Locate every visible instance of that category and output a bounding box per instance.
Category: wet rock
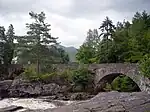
[8,78,62,98]
[4,92,149,112]
[41,83,61,96]
[9,81,42,97]
[50,92,150,112]
[0,105,23,112]
[0,80,12,98]
[70,92,94,100]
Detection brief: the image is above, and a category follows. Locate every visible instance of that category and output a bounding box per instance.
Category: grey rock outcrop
[0,78,64,98]
[0,80,12,98]
[51,91,150,112]
[23,92,150,112]
[9,81,62,97]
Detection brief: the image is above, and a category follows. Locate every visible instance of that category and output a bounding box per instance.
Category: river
[0,98,74,111]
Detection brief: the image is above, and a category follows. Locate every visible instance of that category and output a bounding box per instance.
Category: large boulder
[19,92,150,112]
[0,80,12,98]
[9,80,62,97]
[50,91,150,112]
[8,76,42,97]
[41,83,62,96]
[70,92,94,100]
[0,78,71,98]
[9,81,42,97]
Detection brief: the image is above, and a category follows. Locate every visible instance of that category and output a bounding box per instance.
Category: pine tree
[17,11,58,74]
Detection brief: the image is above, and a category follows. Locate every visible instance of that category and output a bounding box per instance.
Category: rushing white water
[0,98,73,111]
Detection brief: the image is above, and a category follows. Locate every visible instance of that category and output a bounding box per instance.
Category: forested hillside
[59,45,77,62]
[76,11,150,65]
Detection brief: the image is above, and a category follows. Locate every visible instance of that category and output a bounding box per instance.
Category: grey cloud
[68,0,111,18]
[0,0,149,19]
[110,0,150,13]
[68,0,150,18]
[0,0,37,15]
[0,0,71,17]
[0,0,150,47]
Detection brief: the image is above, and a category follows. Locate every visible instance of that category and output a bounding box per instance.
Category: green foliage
[99,16,115,40]
[21,64,38,81]
[22,64,57,81]
[59,69,73,83]
[139,54,150,78]
[0,24,16,76]
[76,44,96,64]
[76,29,99,64]
[16,11,69,74]
[111,75,140,92]
[16,11,59,74]
[71,67,93,90]
[22,64,73,83]
[104,83,112,91]
[77,11,150,64]
[0,24,15,65]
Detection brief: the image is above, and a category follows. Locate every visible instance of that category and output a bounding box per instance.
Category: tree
[76,29,99,64]
[98,17,115,63]
[77,11,150,64]
[0,24,15,65]
[0,24,16,78]
[99,17,115,40]
[17,11,58,74]
[139,54,150,78]
[76,43,95,64]
[71,67,93,90]
[57,48,69,63]
[111,21,131,62]
[126,11,150,62]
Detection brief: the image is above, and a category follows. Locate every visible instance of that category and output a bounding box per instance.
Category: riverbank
[0,91,150,112]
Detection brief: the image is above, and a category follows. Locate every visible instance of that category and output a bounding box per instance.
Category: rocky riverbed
[0,91,150,112]
[0,79,150,112]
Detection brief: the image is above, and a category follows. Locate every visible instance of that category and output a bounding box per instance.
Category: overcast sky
[0,0,150,48]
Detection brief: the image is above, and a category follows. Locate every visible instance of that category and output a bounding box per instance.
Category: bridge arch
[91,63,150,94]
[96,73,141,92]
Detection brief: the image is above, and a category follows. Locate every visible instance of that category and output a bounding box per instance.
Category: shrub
[21,64,94,89]
[21,64,57,82]
[21,64,38,81]
[111,75,140,92]
[71,67,93,90]
[104,83,112,91]
[139,54,150,78]
[59,69,73,83]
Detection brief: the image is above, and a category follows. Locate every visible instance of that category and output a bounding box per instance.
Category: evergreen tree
[98,17,115,63]
[17,11,58,74]
[76,29,99,64]
[0,24,15,65]
[0,24,16,77]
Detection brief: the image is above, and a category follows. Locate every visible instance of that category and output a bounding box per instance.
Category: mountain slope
[59,45,78,62]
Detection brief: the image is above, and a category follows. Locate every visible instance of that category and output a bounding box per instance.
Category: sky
[0,0,150,48]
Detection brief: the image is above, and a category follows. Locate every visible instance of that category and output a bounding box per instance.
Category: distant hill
[58,45,78,62]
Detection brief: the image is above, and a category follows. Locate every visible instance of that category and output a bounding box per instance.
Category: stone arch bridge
[2,63,150,94]
[88,63,150,94]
